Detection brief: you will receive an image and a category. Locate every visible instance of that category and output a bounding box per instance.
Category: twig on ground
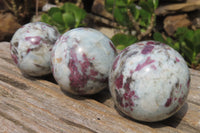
[36,0,38,17]
[128,9,155,40]
[127,9,141,35]
[137,14,155,40]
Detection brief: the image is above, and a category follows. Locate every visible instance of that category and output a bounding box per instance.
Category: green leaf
[153,0,159,9]
[153,32,165,43]
[174,42,180,51]
[175,27,189,40]
[111,33,137,49]
[139,0,153,13]
[175,27,194,52]
[105,0,114,12]
[48,7,61,16]
[185,30,194,41]
[105,0,128,13]
[116,45,127,50]
[193,29,200,53]
[62,3,86,27]
[61,3,74,12]
[153,32,180,51]
[134,8,140,20]
[52,11,64,24]
[62,12,75,28]
[140,28,145,33]
[56,24,67,34]
[166,37,180,51]
[40,2,87,33]
[73,8,87,27]
[139,9,151,27]
[41,14,51,24]
[129,4,140,20]
[115,0,128,7]
[181,42,194,64]
[114,8,129,26]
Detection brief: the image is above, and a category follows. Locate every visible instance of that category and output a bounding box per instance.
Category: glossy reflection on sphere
[10,22,60,76]
[109,41,190,122]
[51,28,117,95]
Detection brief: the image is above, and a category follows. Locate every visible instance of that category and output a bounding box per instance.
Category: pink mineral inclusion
[178,97,184,104]
[11,53,18,64]
[150,65,157,70]
[68,46,89,89]
[124,78,138,108]
[25,36,41,45]
[141,44,154,55]
[81,53,90,74]
[115,74,123,89]
[117,76,139,111]
[68,45,102,90]
[26,48,31,54]
[165,98,172,107]
[90,69,98,77]
[109,41,117,53]
[124,91,135,100]
[135,57,155,71]
[112,56,120,70]
[146,41,155,45]
[175,57,180,62]
[62,36,69,43]
[123,90,136,110]
[115,71,139,110]
[124,79,131,92]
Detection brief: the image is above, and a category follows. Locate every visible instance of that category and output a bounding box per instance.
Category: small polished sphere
[51,28,117,95]
[10,22,60,76]
[109,41,190,122]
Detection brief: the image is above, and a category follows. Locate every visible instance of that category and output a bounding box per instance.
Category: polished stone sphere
[10,22,60,76]
[51,28,117,95]
[109,41,190,122]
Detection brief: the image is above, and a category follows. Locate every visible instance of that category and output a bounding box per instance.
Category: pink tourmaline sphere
[109,41,190,122]
[51,28,117,95]
[10,22,60,76]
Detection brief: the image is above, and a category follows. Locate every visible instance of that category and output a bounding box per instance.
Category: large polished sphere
[109,41,190,122]
[10,22,60,76]
[51,28,117,95]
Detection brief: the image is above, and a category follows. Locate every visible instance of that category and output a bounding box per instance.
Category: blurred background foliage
[0,0,199,69]
[105,0,158,49]
[41,2,86,33]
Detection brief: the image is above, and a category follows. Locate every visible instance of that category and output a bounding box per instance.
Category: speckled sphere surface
[109,41,190,122]
[10,22,60,76]
[51,28,117,95]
